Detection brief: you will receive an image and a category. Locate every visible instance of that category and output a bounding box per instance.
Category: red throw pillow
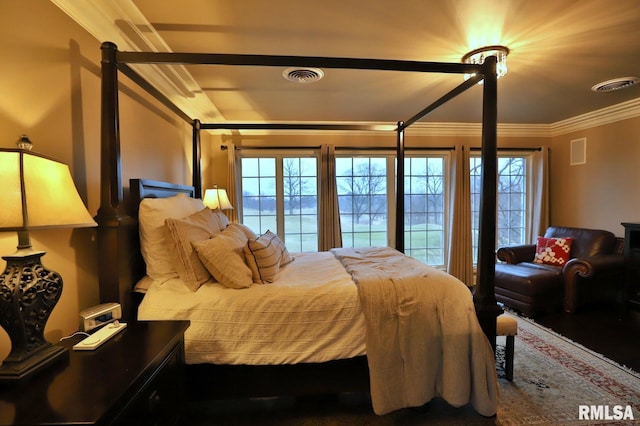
[533,236,573,266]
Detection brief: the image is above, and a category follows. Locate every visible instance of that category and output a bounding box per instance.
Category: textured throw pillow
[533,236,573,266]
[192,225,253,289]
[229,222,258,240]
[139,193,204,280]
[211,208,230,229]
[165,208,226,291]
[244,230,293,283]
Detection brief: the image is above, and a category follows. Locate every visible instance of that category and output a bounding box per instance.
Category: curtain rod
[469,147,542,152]
[221,145,455,151]
[223,145,540,152]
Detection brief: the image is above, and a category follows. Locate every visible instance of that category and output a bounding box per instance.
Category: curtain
[226,143,239,223]
[446,145,474,285]
[319,145,342,250]
[529,146,550,241]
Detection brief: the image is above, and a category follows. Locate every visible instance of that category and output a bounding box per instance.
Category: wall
[550,116,640,236]
[0,1,192,361]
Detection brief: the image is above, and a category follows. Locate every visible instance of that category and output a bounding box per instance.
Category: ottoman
[494,263,563,317]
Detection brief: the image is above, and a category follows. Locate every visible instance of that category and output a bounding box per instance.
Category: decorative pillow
[229,222,258,240]
[192,225,253,289]
[165,208,226,291]
[139,193,204,280]
[211,208,230,229]
[533,236,573,266]
[244,230,293,283]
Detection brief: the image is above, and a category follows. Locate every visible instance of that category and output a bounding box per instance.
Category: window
[470,154,528,263]
[238,148,532,271]
[336,156,389,247]
[403,156,446,266]
[335,152,448,267]
[239,153,318,251]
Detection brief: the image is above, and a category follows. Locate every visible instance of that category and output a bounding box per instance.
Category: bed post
[192,119,202,198]
[474,56,502,350]
[96,42,139,320]
[395,122,405,252]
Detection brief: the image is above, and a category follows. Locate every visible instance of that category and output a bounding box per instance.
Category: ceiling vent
[591,77,639,92]
[283,67,324,83]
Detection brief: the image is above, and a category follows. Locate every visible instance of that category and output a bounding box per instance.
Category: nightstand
[0,320,189,425]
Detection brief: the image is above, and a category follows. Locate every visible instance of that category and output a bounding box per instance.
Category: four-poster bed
[96,41,503,414]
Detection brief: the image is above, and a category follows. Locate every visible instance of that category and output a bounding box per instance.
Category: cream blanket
[331,247,499,416]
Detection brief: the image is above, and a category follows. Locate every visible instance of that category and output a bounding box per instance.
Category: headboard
[99,178,195,321]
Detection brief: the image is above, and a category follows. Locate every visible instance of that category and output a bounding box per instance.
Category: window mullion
[275,155,285,239]
[387,155,396,247]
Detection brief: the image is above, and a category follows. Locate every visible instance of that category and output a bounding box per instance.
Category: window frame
[237,149,321,251]
[469,150,534,264]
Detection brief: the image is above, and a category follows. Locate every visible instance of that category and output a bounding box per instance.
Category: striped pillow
[192,225,253,289]
[244,230,292,283]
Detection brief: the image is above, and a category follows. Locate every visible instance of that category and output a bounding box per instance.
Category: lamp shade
[0,149,97,230]
[203,187,233,210]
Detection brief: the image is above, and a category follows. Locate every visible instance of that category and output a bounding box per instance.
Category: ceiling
[56,0,640,127]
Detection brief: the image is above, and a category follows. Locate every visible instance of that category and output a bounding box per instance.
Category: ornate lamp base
[0,344,68,381]
[0,251,67,382]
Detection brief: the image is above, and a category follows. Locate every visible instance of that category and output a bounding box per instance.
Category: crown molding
[51,0,223,122]
[549,97,640,137]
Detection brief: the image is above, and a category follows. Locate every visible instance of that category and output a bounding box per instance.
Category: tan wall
[550,116,640,237]
[0,1,192,361]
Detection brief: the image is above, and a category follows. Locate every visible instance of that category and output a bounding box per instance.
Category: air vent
[591,77,639,92]
[283,67,324,83]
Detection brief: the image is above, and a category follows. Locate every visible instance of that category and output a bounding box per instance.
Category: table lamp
[0,136,97,381]
[202,185,233,211]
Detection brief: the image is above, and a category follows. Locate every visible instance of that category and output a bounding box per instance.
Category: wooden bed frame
[96,41,502,399]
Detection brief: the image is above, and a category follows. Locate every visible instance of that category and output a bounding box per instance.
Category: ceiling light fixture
[283,67,324,84]
[462,45,510,81]
[591,77,640,92]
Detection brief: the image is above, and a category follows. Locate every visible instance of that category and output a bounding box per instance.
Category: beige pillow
[165,208,225,291]
[139,193,204,280]
[272,232,294,266]
[192,225,253,289]
[244,230,292,284]
[211,209,230,229]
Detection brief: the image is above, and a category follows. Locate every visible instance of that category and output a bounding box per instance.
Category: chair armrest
[496,244,536,264]
[562,254,626,312]
[563,254,626,278]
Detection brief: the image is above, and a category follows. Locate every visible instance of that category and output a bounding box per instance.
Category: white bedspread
[331,246,499,416]
[138,251,366,365]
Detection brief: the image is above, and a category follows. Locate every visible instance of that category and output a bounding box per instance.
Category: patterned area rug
[187,313,640,425]
[494,313,640,425]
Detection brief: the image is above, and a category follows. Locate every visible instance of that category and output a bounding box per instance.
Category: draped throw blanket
[331,247,499,416]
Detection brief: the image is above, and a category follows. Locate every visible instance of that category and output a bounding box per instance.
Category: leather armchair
[495,226,625,316]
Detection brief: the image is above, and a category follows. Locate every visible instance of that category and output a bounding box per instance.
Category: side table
[0,320,189,425]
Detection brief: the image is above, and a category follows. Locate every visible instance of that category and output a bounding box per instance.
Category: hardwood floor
[531,305,640,372]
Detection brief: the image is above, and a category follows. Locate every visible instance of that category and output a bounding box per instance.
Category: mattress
[137,251,366,365]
